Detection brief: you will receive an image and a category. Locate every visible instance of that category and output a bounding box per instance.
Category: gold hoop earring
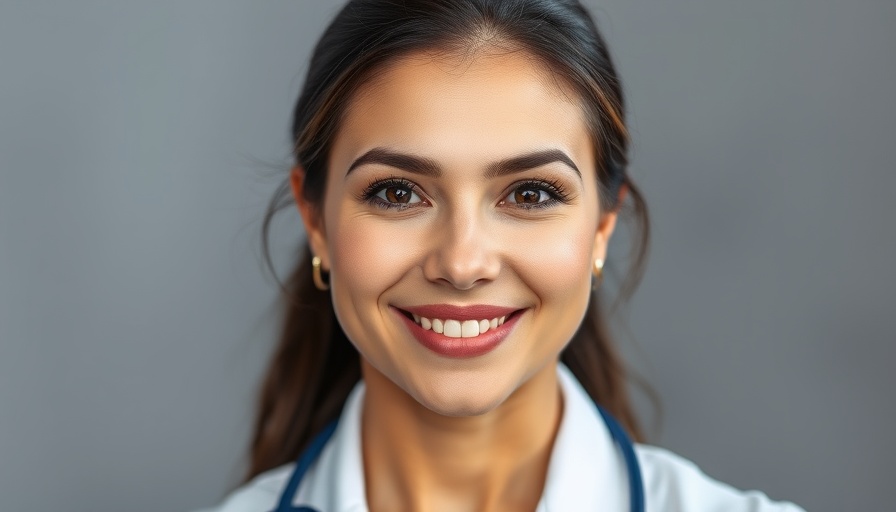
[312,256,330,291]
[592,258,604,290]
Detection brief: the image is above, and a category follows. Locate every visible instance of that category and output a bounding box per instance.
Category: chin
[414,392,507,418]
[403,371,516,417]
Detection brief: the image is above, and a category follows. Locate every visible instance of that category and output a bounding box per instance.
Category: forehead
[329,49,596,174]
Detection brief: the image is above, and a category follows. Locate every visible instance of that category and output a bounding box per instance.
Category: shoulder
[191,464,294,512]
[635,444,806,512]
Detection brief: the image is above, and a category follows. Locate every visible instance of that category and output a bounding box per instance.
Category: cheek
[328,212,419,309]
[514,219,595,345]
[518,220,594,296]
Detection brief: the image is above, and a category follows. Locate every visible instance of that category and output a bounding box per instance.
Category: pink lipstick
[392,304,525,358]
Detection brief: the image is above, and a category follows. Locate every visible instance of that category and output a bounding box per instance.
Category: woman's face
[294,49,617,416]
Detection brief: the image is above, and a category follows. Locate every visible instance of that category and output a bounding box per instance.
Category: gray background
[0,1,893,511]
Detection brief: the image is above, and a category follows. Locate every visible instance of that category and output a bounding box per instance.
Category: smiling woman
[196,1,805,511]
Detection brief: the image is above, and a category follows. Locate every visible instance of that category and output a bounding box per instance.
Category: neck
[361,361,563,512]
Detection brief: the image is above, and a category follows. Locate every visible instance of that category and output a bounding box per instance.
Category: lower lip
[393,307,524,358]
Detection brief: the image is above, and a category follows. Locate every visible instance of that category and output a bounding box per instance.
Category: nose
[422,209,501,290]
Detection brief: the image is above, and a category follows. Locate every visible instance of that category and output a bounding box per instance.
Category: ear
[593,184,627,263]
[289,166,330,270]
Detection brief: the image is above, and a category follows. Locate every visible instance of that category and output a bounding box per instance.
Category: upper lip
[396,304,522,321]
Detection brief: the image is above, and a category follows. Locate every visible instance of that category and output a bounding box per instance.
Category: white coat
[198,364,805,512]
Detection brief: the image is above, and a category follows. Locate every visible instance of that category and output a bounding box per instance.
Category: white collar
[540,363,628,511]
[290,363,629,511]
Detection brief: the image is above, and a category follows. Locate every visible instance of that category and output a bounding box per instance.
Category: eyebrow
[345,147,582,181]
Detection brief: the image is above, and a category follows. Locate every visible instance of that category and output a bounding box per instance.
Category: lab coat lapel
[538,364,629,511]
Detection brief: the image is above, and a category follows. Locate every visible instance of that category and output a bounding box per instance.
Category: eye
[361,177,428,210]
[508,187,551,205]
[500,179,571,210]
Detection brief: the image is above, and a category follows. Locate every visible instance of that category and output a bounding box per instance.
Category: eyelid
[359,176,430,210]
[499,177,573,209]
[357,174,573,211]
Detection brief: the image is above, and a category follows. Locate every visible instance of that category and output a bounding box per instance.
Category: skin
[291,47,619,512]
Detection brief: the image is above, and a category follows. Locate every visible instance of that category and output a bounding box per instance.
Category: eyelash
[506,177,571,210]
[359,177,427,211]
[359,176,572,211]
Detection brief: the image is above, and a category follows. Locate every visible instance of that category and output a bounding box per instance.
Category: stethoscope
[272,403,645,512]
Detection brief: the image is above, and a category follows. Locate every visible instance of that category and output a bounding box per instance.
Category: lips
[392,304,526,358]
[399,304,520,321]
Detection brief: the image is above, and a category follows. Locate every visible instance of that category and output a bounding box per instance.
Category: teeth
[461,320,479,337]
[410,313,510,338]
[444,320,462,338]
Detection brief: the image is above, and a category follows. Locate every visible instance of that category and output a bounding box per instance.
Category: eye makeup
[357,175,429,211]
[356,173,576,212]
[500,175,574,210]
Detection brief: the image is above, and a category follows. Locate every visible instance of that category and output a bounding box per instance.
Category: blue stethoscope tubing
[273,403,645,512]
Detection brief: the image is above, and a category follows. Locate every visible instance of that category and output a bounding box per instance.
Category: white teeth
[411,313,511,338]
[461,320,480,337]
[443,320,462,338]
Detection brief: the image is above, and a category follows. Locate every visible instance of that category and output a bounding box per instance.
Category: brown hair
[249,0,651,481]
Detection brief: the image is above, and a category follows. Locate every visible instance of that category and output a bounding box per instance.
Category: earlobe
[591,183,628,267]
[289,166,330,269]
[593,211,618,262]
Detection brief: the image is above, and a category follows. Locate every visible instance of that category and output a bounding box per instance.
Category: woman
[203,0,805,510]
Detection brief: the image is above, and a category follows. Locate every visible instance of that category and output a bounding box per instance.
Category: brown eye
[499,179,569,210]
[506,186,551,205]
[374,184,423,206]
[514,188,542,204]
[385,186,411,203]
